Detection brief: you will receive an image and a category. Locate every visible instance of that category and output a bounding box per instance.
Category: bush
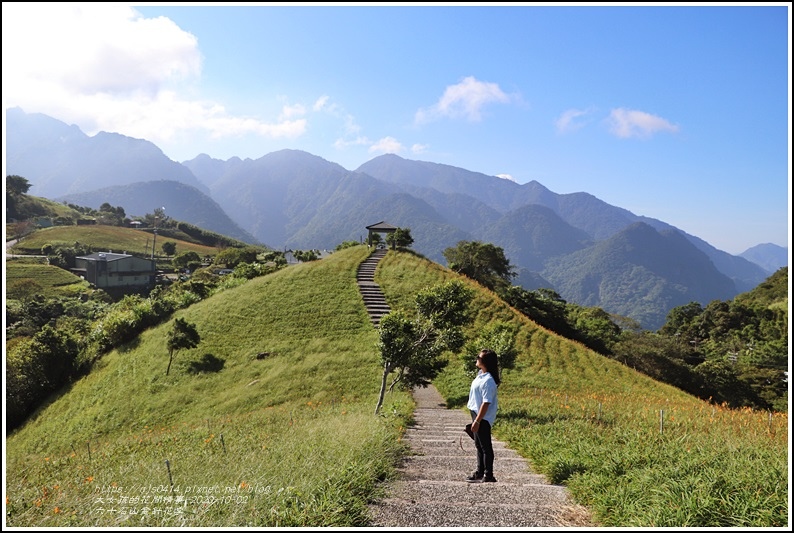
[6,326,80,431]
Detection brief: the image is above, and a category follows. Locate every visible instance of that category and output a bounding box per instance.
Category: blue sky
[2,3,790,255]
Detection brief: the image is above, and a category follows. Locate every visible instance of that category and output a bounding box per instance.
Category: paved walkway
[367,384,594,527]
[357,248,390,326]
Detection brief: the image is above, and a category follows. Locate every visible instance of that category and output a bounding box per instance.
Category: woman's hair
[479,349,501,386]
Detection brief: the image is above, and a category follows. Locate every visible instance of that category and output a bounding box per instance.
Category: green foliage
[335,240,361,251]
[292,249,320,262]
[375,279,474,414]
[7,174,32,196]
[500,285,622,355]
[161,241,177,256]
[385,227,414,249]
[5,325,80,430]
[6,245,414,527]
[166,317,201,375]
[443,240,515,292]
[96,202,127,226]
[653,268,788,410]
[501,285,573,335]
[734,267,788,308]
[7,278,45,302]
[413,279,473,340]
[4,240,786,527]
[214,246,261,268]
[460,321,519,379]
[261,250,288,266]
[232,261,280,279]
[173,220,253,249]
[6,175,32,219]
[566,304,622,353]
[173,250,202,269]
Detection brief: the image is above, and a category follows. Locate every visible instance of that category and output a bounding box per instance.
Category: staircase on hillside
[367,385,591,527]
[357,248,390,326]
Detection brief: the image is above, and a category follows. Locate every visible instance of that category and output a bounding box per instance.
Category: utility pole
[151,216,158,260]
[151,207,165,260]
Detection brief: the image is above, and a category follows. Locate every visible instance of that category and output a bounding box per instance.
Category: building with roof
[71,252,156,289]
[365,221,398,247]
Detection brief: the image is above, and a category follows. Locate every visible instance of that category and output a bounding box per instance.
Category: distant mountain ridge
[6,107,208,198]
[739,243,789,274]
[6,107,784,330]
[544,222,737,328]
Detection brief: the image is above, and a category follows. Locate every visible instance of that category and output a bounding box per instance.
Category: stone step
[399,454,535,474]
[383,479,569,505]
[367,383,593,527]
[395,467,550,485]
[369,497,567,528]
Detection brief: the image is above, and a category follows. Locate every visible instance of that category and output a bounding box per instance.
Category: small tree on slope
[166,317,201,375]
[375,280,473,414]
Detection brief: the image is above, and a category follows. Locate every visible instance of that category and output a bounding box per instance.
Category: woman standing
[466,349,500,483]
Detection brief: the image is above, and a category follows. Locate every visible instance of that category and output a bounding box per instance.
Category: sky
[2,2,791,255]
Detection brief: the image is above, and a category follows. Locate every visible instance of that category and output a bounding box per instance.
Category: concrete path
[357,248,390,326]
[367,384,594,527]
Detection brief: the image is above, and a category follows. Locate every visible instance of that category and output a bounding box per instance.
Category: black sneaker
[466,471,484,482]
[482,475,497,483]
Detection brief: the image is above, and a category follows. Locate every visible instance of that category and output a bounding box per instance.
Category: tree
[566,305,622,354]
[293,249,319,262]
[375,280,474,414]
[98,203,126,226]
[335,240,360,251]
[460,321,518,378]
[386,227,414,249]
[161,241,177,256]
[10,220,35,239]
[173,251,202,270]
[214,247,259,268]
[166,317,201,375]
[443,240,515,292]
[6,175,31,196]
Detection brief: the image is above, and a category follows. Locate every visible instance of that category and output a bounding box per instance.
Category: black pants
[470,412,494,477]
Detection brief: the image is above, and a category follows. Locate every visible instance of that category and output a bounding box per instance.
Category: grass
[372,253,789,528]
[5,261,93,299]
[5,245,414,527]
[5,247,789,527]
[8,225,219,257]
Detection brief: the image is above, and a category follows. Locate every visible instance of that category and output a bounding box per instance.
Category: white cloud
[4,4,200,98]
[2,4,306,147]
[369,136,404,154]
[496,174,517,182]
[314,97,370,152]
[607,108,679,138]
[280,103,307,120]
[555,108,594,134]
[313,95,330,112]
[415,76,512,124]
[334,136,371,150]
[411,144,429,154]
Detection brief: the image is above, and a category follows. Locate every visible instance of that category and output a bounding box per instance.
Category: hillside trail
[358,249,593,527]
[366,384,595,527]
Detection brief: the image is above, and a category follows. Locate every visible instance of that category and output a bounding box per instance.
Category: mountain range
[5,107,787,330]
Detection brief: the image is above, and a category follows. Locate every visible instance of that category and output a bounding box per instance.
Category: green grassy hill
[9,225,221,258]
[5,247,788,527]
[6,194,85,223]
[5,261,93,300]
